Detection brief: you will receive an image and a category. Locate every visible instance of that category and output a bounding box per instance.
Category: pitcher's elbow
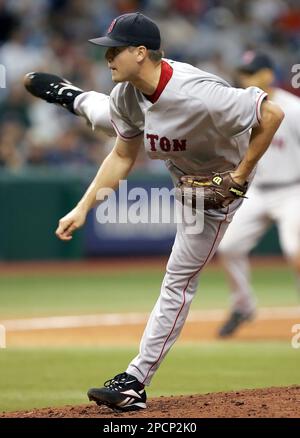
[263,100,285,125]
[272,103,285,123]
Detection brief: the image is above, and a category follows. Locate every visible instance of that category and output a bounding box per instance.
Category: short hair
[128,46,164,62]
[147,49,164,62]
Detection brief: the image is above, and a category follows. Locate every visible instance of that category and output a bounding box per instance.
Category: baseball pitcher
[24,13,284,411]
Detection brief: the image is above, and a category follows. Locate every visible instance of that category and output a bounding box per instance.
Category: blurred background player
[218,51,300,337]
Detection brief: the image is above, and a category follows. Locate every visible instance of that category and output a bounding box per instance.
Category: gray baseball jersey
[110,58,267,176]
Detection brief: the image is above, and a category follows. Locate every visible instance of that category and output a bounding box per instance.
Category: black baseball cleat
[87,372,147,411]
[23,72,83,113]
[218,310,255,338]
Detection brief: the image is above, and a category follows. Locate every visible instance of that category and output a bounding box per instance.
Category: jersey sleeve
[205,82,268,137]
[74,91,116,137]
[110,86,143,141]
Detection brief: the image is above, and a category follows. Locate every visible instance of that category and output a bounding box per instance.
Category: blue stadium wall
[0,168,281,260]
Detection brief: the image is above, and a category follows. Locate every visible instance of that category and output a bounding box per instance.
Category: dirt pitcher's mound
[1,386,300,418]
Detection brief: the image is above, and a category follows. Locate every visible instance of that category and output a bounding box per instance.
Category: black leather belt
[256,179,300,190]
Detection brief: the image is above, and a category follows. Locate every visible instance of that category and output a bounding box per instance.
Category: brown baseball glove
[177,172,248,210]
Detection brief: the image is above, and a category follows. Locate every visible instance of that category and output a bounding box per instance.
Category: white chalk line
[0,307,299,332]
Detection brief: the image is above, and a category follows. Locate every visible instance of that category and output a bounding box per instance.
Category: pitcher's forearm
[232,101,284,184]
[77,149,135,212]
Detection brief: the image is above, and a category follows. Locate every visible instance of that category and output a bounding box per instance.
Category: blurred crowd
[0,0,299,172]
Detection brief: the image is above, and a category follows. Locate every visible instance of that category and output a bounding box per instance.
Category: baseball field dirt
[1,386,299,418]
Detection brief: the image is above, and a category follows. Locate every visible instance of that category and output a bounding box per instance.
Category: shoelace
[46,84,72,101]
[104,372,130,390]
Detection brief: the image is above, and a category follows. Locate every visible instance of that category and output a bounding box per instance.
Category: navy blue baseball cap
[237,51,274,74]
[89,12,161,50]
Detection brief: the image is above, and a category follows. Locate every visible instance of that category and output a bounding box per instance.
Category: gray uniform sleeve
[204,83,267,137]
[110,85,143,141]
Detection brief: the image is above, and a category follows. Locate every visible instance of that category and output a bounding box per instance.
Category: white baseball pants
[218,184,300,314]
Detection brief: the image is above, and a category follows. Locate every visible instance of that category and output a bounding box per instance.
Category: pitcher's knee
[163,272,199,303]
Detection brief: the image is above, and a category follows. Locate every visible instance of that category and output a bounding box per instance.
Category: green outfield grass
[0,264,299,412]
[0,265,298,318]
[0,342,299,412]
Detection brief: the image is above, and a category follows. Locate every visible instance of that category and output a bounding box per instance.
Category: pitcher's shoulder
[165,58,231,96]
[110,82,138,103]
